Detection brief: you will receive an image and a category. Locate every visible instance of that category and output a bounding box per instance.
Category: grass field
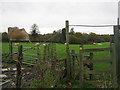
[2,42,110,59]
[2,42,111,71]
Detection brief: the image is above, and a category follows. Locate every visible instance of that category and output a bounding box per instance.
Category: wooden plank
[22,62,35,66]
[23,55,37,59]
[23,53,37,56]
[13,46,18,48]
[82,48,110,52]
[22,60,35,63]
[84,80,104,85]
[83,60,112,63]
[84,70,111,74]
[23,47,32,48]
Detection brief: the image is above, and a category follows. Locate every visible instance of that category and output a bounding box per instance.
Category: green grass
[2,42,111,70]
[2,42,110,59]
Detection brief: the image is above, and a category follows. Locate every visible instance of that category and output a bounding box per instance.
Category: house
[8,27,30,41]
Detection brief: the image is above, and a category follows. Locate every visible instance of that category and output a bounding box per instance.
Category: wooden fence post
[71,50,75,78]
[53,44,57,60]
[47,44,50,61]
[111,43,117,86]
[37,44,40,63]
[16,45,23,88]
[43,45,47,61]
[65,20,71,79]
[113,25,119,87]
[51,44,55,70]
[79,45,84,81]
[89,52,93,80]
[9,41,13,58]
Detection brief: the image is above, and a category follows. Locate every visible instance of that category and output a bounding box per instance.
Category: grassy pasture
[2,42,112,87]
[2,42,111,71]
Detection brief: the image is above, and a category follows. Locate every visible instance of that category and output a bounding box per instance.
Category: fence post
[37,44,40,63]
[43,45,47,61]
[53,44,57,60]
[9,41,13,58]
[89,52,93,80]
[71,50,75,78]
[113,25,119,87]
[47,44,50,61]
[111,42,117,86]
[65,20,71,79]
[51,44,55,70]
[16,45,23,88]
[79,45,84,81]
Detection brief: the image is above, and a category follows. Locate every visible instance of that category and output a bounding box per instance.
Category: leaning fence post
[16,45,23,88]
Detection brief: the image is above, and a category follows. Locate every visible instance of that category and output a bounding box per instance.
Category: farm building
[8,27,30,41]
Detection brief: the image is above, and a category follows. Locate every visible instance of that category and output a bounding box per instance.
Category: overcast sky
[0,0,119,34]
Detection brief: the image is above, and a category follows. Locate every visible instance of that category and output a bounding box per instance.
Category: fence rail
[82,48,110,52]
[70,45,113,82]
[83,60,112,63]
[84,70,111,74]
[23,53,37,56]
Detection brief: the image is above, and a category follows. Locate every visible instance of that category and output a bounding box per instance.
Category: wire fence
[69,25,115,27]
[2,31,61,59]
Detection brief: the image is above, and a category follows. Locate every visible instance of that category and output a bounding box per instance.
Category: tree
[30,24,40,41]
[70,28,74,35]
[61,28,66,43]
[88,32,99,43]
[2,32,9,42]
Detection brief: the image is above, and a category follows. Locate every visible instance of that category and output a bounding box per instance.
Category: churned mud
[2,62,37,88]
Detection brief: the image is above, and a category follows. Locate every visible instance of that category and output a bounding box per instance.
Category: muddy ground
[2,62,37,88]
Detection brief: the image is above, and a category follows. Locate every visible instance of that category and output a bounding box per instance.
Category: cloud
[0,1,118,34]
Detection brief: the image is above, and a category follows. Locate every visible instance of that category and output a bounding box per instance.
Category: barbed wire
[69,25,115,27]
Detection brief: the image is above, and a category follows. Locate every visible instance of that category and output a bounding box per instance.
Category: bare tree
[30,24,40,40]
